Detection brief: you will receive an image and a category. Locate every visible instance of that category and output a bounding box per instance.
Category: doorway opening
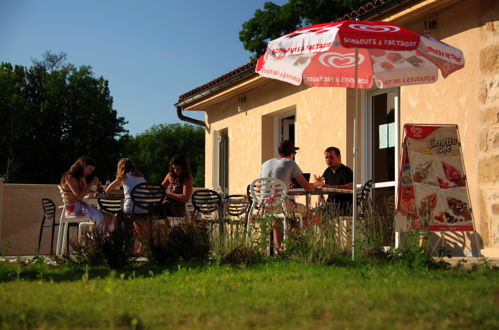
[213,128,229,194]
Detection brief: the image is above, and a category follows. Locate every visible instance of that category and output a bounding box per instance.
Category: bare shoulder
[162,172,172,185]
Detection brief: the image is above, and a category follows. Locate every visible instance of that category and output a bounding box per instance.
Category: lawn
[0,259,497,329]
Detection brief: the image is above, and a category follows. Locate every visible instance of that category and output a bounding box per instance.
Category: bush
[137,220,210,264]
[70,223,136,269]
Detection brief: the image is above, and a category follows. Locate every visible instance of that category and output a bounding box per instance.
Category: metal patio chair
[357,179,374,219]
[130,183,166,221]
[246,177,289,248]
[38,198,63,255]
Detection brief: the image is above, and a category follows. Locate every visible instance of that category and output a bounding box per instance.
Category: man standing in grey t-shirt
[259,140,324,251]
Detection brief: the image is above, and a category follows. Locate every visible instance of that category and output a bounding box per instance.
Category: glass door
[365,89,399,243]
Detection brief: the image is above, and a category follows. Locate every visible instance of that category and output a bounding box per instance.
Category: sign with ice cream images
[396,124,474,232]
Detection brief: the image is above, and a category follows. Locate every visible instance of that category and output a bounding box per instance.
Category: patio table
[85,193,124,200]
[288,187,353,217]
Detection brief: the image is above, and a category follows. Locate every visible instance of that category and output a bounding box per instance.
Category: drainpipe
[176,106,207,129]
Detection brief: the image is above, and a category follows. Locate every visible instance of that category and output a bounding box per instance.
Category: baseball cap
[278,140,300,156]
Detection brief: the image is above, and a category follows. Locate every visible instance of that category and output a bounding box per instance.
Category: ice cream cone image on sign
[399,124,475,232]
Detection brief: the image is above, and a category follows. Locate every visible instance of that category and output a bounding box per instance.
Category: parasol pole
[352,47,359,261]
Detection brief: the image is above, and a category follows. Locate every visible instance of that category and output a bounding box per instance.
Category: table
[288,187,353,216]
[85,193,124,200]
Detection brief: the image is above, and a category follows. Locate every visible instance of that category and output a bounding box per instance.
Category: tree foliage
[0,52,128,183]
[126,123,205,187]
[240,0,371,58]
[0,52,205,186]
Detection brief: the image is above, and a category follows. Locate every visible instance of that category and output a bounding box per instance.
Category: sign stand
[395,124,480,256]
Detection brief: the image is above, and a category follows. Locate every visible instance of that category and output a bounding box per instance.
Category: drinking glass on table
[97,182,104,193]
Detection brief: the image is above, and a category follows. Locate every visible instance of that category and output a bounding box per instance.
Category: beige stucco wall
[202,80,349,197]
[185,0,498,249]
[0,182,62,255]
[395,0,499,247]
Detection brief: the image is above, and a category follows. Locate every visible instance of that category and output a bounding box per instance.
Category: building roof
[176,0,418,107]
[177,60,257,104]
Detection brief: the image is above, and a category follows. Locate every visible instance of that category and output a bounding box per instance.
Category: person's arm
[161,173,171,190]
[66,176,93,201]
[166,176,193,203]
[323,182,353,189]
[105,178,122,193]
[337,183,353,189]
[339,167,354,190]
[295,173,323,192]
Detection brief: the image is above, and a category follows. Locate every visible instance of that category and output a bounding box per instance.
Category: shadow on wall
[428,231,483,257]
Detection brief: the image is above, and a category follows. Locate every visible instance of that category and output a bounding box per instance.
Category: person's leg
[103,213,115,232]
[286,199,305,230]
[273,220,283,253]
[133,219,147,255]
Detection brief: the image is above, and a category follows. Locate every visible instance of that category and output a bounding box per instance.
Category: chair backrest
[191,189,222,215]
[225,194,249,217]
[41,198,56,219]
[249,177,288,208]
[58,185,66,202]
[98,198,123,215]
[130,183,165,211]
[385,194,396,215]
[357,179,374,216]
[57,185,71,208]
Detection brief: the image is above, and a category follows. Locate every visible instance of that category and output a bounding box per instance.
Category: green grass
[0,260,498,329]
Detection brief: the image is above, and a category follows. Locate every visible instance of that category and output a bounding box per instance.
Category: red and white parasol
[255,20,465,259]
[256,20,464,89]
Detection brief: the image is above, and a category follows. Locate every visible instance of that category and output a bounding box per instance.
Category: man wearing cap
[260,140,324,250]
[320,146,353,215]
[260,140,322,193]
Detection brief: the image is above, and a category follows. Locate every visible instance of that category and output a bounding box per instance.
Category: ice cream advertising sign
[396,124,474,231]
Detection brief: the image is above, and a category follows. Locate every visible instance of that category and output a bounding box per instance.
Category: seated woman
[105,158,147,215]
[60,156,114,230]
[161,154,193,218]
[106,158,147,255]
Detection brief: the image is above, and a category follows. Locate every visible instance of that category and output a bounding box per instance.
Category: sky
[0,0,288,136]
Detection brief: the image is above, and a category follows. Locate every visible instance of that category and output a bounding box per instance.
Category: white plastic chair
[246,177,289,241]
[55,186,95,255]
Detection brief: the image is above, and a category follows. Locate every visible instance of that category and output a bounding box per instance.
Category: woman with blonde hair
[105,158,147,214]
[60,156,114,230]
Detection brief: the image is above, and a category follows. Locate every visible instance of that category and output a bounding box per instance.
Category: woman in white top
[106,158,147,255]
[105,158,146,214]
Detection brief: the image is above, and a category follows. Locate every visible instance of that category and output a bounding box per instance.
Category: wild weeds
[137,219,210,264]
[284,203,349,264]
[70,223,136,269]
[211,213,268,267]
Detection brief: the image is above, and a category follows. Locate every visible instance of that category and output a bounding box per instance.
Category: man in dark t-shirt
[320,147,353,215]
